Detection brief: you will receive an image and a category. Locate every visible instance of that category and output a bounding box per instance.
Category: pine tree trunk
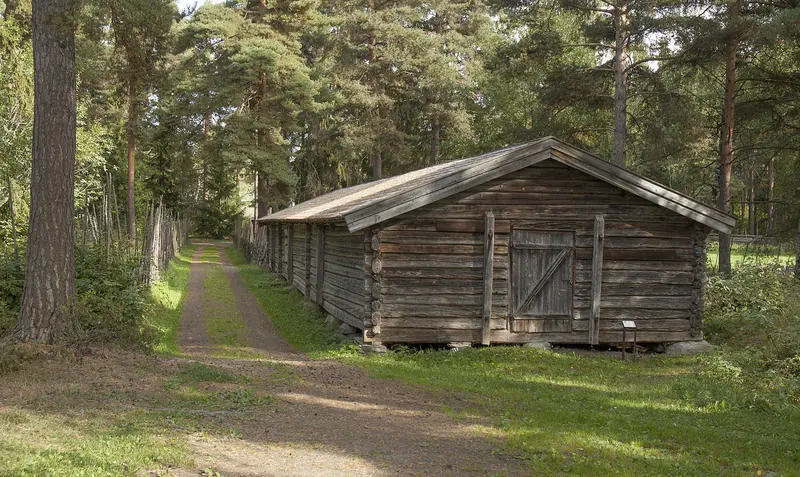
[126,82,138,249]
[767,157,775,234]
[6,174,20,268]
[368,0,382,180]
[717,33,737,277]
[748,169,756,235]
[612,0,629,168]
[256,72,270,215]
[15,0,77,344]
[431,117,441,165]
[372,151,382,180]
[795,218,799,280]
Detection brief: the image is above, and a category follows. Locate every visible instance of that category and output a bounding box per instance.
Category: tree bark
[368,0,382,180]
[767,157,775,234]
[6,174,20,268]
[795,218,799,280]
[748,169,756,235]
[431,116,441,165]
[372,151,382,180]
[717,29,737,277]
[15,0,77,344]
[612,0,629,168]
[255,72,270,215]
[126,81,138,249]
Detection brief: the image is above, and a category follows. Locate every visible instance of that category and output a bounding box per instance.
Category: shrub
[0,257,23,335]
[73,245,157,349]
[703,262,800,407]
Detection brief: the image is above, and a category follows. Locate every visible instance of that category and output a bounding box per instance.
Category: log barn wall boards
[255,137,735,346]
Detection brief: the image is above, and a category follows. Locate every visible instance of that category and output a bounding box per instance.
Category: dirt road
[173,241,528,476]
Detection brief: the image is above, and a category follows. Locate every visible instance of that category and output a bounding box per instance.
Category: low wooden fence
[140,201,190,283]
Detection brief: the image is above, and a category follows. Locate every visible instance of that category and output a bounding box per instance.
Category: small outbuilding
[249,137,735,346]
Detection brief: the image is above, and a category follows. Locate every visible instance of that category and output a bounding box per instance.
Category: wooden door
[510,230,574,333]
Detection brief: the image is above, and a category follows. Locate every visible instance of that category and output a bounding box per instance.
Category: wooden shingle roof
[260,137,736,233]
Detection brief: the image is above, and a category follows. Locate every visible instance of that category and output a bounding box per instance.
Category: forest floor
[156,241,529,476]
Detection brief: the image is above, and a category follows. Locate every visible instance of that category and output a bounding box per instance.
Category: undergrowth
[148,244,195,354]
[700,262,800,408]
[1,245,164,350]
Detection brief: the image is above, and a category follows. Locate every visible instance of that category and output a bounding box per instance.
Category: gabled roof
[260,137,736,234]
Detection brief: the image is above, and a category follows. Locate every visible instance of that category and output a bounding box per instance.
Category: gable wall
[374,159,705,345]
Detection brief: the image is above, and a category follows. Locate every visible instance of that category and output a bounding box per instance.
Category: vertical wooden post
[315,224,325,304]
[691,223,707,337]
[481,211,495,346]
[287,224,295,286]
[277,223,284,278]
[264,223,272,270]
[305,224,312,298]
[272,224,278,272]
[589,215,605,345]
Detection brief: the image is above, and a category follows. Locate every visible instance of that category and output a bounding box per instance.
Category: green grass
[0,242,290,476]
[201,248,251,349]
[148,243,196,354]
[0,415,189,477]
[227,246,346,356]
[707,241,795,271]
[230,245,800,476]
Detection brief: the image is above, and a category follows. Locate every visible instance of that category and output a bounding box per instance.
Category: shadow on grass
[3,241,797,476]
[226,245,800,476]
[4,344,798,476]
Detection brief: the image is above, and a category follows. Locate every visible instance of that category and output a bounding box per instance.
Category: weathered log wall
[237,220,369,334]
[322,225,368,329]
[374,159,705,345]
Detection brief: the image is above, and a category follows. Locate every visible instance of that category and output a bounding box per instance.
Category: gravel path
[176,246,210,352]
[175,241,529,477]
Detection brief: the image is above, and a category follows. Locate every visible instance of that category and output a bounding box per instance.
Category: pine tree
[100,0,175,247]
[14,0,78,343]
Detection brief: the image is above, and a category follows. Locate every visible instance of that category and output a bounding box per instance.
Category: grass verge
[148,243,196,354]
[230,245,800,476]
[706,241,795,270]
[226,246,345,356]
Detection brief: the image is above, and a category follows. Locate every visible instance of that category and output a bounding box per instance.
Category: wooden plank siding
[320,225,368,329]
[291,224,305,293]
[375,159,701,345]
[250,222,369,333]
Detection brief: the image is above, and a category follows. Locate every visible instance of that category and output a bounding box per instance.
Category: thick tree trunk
[748,169,756,235]
[717,35,737,277]
[795,218,800,280]
[767,157,775,234]
[6,174,20,268]
[612,0,629,168]
[367,0,382,180]
[126,82,138,249]
[15,0,77,344]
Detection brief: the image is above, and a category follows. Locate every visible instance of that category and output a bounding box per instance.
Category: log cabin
[250,137,735,346]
